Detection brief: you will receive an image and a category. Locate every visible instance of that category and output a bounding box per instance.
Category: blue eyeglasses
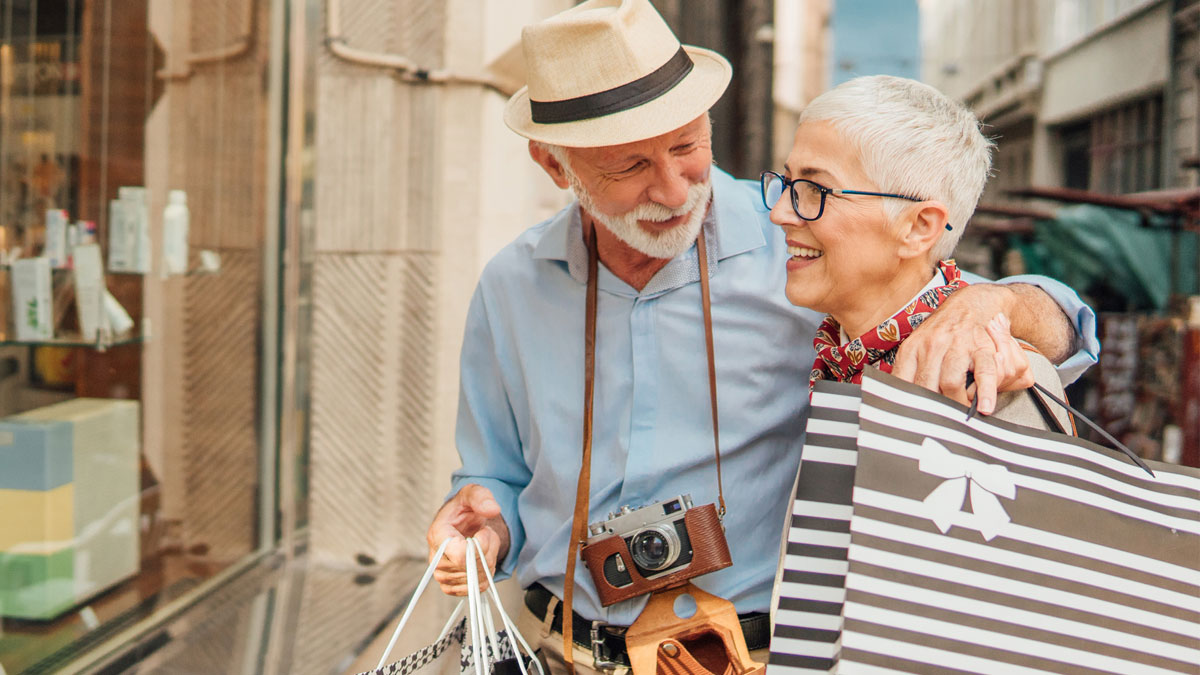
[760,170,924,222]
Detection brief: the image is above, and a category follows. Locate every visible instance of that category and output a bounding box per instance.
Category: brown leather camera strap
[696,228,725,519]
[562,225,723,671]
[562,225,601,669]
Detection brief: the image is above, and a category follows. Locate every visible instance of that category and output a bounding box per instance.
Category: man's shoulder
[477,205,573,287]
[710,168,787,259]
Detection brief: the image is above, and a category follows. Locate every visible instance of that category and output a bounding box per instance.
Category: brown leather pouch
[581,504,733,607]
[626,583,764,675]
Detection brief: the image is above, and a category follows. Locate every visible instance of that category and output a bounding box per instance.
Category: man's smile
[640,212,690,231]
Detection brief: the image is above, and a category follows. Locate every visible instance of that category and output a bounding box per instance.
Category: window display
[0,398,139,621]
[0,1,289,671]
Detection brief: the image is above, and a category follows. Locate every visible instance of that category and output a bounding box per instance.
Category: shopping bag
[369,617,467,675]
[360,537,544,675]
[769,370,1200,674]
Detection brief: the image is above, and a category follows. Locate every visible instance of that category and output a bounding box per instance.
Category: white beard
[566,171,713,260]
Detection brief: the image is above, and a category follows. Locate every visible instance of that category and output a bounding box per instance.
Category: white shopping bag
[360,538,544,675]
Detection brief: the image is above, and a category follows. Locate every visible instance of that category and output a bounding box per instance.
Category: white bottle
[11,257,52,340]
[162,189,190,276]
[111,187,151,274]
[44,209,68,268]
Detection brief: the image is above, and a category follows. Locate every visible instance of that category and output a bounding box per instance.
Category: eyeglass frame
[760,170,924,222]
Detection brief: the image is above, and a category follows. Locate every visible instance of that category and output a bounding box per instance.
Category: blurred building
[922,0,1200,464]
[772,0,832,167]
[0,0,573,672]
[923,0,1198,205]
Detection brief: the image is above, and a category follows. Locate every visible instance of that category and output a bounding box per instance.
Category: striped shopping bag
[769,370,1200,674]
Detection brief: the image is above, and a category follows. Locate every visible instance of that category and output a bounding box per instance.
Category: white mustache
[627,182,710,222]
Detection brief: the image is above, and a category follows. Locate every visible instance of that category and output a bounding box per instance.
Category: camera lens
[630,526,679,571]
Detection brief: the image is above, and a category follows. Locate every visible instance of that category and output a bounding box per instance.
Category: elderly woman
[765,75,1069,428]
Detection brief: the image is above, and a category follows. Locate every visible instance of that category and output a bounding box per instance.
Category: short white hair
[533,140,572,173]
[798,75,993,261]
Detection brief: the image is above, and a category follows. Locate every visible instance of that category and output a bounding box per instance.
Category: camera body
[580,494,733,606]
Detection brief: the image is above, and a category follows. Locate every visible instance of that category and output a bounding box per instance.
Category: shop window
[1061,121,1092,190]
[1060,95,1163,194]
[0,1,289,671]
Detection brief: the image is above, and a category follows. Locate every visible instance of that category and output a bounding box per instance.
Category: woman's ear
[528,141,572,190]
[896,201,950,261]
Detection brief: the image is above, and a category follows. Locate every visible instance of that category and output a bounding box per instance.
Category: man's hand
[427,484,511,596]
[893,284,1065,413]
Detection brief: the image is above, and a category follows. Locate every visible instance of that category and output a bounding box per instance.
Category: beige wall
[1169,3,1200,188]
[922,0,1042,102]
[307,0,569,565]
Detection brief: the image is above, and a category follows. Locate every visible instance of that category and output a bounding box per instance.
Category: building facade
[922,0,1200,468]
[923,0,1199,206]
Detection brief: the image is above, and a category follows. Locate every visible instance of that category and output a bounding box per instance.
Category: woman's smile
[785,239,824,271]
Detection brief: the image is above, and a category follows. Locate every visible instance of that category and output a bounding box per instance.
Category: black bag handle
[964,376,1154,477]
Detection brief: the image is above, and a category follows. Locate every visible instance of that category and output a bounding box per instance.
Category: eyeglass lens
[762,173,824,220]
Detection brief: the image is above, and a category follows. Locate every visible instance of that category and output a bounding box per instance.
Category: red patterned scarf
[809,260,968,389]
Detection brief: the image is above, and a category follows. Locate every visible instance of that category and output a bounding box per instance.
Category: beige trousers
[514,604,769,675]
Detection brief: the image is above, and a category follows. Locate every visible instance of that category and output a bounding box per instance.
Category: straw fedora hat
[504,0,732,148]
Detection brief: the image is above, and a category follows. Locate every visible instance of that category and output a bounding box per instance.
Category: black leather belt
[524,583,770,668]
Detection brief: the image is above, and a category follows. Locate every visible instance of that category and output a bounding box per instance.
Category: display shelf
[0,329,148,351]
[0,265,218,276]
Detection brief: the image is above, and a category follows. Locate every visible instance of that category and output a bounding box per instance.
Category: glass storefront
[0,1,301,671]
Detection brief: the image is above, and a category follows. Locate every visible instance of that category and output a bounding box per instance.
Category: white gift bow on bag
[918,438,1017,541]
[375,537,544,675]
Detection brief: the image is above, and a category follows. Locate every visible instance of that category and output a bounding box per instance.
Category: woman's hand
[971,313,1035,413]
[894,285,1043,413]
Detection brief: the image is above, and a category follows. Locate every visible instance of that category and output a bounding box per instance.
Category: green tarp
[1014,204,1198,312]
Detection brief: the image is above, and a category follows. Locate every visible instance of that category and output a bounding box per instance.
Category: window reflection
[0,2,276,671]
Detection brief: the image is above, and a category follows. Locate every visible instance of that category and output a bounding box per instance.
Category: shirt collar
[530,167,766,295]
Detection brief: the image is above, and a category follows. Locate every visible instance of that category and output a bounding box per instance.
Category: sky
[831,0,921,85]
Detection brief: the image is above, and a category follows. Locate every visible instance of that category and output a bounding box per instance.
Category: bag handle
[376,537,455,669]
[479,593,502,663]
[374,537,546,675]
[465,536,487,675]
[964,377,1154,478]
[1028,382,1154,477]
[467,537,545,675]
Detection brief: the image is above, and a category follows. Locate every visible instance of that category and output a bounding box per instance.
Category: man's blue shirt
[449,167,1099,625]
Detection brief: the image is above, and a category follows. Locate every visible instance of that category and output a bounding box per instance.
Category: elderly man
[425,0,1098,672]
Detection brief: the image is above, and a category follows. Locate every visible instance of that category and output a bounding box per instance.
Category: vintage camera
[580,494,733,606]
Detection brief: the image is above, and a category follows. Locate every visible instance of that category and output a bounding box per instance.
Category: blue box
[0,422,73,491]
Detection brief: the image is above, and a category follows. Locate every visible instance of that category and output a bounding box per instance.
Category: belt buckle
[590,621,625,671]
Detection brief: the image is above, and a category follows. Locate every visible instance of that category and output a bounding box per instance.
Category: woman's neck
[834,261,939,340]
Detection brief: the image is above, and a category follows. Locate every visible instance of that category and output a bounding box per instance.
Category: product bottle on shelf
[162,189,189,276]
[110,187,151,274]
[11,257,52,340]
[44,209,69,268]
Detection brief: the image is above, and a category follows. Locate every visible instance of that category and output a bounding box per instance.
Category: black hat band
[529,47,694,125]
